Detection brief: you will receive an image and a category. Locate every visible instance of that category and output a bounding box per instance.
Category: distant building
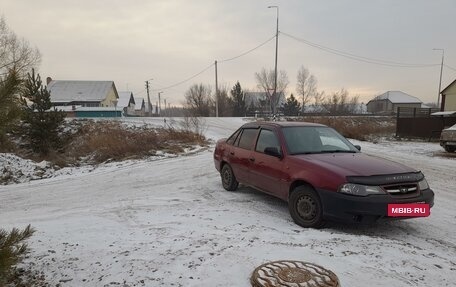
[47,78,119,108]
[244,91,285,113]
[118,91,136,116]
[366,91,422,114]
[134,97,146,116]
[441,79,456,111]
[302,104,330,114]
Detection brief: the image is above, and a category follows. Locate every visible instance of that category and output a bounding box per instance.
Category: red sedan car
[213,122,434,228]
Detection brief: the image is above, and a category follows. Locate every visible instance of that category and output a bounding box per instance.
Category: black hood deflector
[346,172,424,185]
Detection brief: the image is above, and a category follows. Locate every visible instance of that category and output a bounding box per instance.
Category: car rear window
[226,128,241,145]
[237,128,258,150]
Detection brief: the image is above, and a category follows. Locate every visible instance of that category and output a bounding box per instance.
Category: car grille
[383,183,419,198]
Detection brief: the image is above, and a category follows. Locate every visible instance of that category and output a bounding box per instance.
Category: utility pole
[164,98,167,117]
[158,91,163,116]
[145,80,152,116]
[215,60,219,117]
[268,5,279,116]
[433,48,444,110]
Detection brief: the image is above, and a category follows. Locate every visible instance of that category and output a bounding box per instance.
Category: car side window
[255,129,280,154]
[237,128,258,150]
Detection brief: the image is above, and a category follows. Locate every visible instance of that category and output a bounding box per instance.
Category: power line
[137,35,275,93]
[445,64,456,72]
[150,62,215,92]
[219,35,276,63]
[281,31,440,68]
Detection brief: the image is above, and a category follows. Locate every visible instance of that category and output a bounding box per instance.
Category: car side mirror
[354,145,361,151]
[264,147,282,158]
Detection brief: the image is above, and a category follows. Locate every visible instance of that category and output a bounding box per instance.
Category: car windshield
[282,126,358,155]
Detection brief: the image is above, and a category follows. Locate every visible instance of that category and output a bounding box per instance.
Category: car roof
[241,121,327,129]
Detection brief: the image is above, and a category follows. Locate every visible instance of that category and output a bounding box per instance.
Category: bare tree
[314,91,325,106]
[255,68,289,113]
[348,95,361,114]
[184,83,213,117]
[322,88,361,115]
[217,84,233,117]
[296,66,318,111]
[0,17,41,77]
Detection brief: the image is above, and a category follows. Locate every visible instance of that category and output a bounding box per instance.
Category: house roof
[48,80,117,103]
[302,104,330,113]
[118,91,133,108]
[134,97,145,111]
[368,91,422,104]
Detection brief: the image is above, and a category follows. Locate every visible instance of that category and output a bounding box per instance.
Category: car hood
[294,152,416,177]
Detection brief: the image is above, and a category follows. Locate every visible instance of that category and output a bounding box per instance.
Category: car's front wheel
[221,163,239,191]
[444,145,456,153]
[289,186,325,228]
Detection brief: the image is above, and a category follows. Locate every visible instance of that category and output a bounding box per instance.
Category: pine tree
[20,69,65,155]
[280,93,301,116]
[0,69,22,148]
[230,81,246,117]
[0,225,35,285]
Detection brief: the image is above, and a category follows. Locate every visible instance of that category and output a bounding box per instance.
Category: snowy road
[1,118,455,286]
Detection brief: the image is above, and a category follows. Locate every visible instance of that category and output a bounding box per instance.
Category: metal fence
[396,107,456,139]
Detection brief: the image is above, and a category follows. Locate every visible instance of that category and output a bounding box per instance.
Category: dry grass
[286,116,396,141]
[62,121,208,165]
[2,119,208,167]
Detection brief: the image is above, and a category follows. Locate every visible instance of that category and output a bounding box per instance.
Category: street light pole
[268,5,279,116]
[433,48,444,110]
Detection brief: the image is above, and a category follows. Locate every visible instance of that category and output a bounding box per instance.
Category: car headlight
[418,178,429,190]
[339,183,385,196]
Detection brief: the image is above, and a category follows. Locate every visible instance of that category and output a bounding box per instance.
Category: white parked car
[440,124,456,153]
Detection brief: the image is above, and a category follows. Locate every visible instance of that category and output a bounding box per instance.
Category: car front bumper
[317,188,434,224]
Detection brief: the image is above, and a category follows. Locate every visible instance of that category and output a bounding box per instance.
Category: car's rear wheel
[289,186,325,228]
[221,163,239,191]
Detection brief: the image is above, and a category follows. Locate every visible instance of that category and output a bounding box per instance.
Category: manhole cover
[251,260,340,287]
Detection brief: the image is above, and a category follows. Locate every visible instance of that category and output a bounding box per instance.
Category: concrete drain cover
[251,260,340,287]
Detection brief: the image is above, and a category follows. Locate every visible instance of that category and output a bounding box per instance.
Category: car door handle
[230,151,234,155]
[249,157,255,162]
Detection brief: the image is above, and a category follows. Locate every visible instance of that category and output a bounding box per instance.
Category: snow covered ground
[0,117,455,286]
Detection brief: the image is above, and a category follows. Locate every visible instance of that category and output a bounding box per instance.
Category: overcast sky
[3,0,456,106]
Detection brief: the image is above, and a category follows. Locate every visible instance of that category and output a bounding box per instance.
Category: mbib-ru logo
[388,204,430,217]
